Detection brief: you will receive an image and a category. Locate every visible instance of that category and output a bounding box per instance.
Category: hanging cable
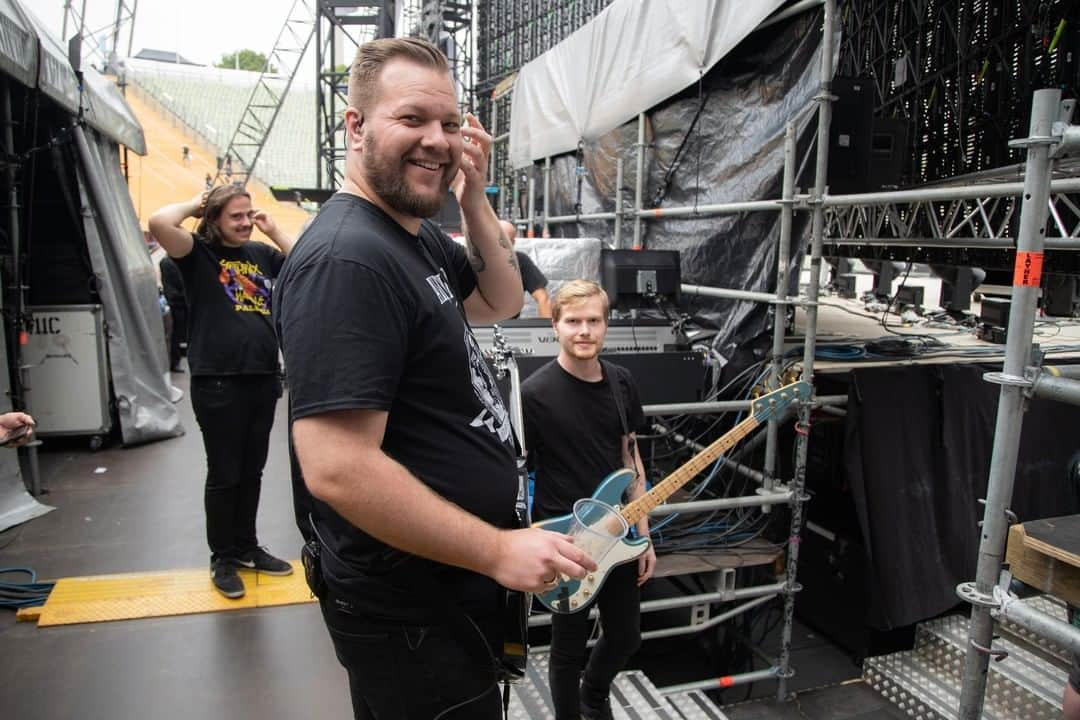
[652,72,708,208]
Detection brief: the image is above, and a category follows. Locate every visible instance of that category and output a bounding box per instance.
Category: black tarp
[843,364,1080,630]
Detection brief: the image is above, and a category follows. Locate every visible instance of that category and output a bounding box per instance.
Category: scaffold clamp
[956,581,997,609]
[983,371,1031,388]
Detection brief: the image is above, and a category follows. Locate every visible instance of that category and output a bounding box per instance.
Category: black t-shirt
[159,256,187,309]
[174,237,284,376]
[517,251,547,294]
[522,359,645,521]
[274,193,519,622]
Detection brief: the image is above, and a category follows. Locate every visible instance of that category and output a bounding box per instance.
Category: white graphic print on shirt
[464,327,512,443]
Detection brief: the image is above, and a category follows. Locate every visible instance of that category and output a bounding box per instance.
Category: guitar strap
[601,359,637,474]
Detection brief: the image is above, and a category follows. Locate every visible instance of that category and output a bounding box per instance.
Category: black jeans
[190,374,280,561]
[549,562,641,719]
[319,595,503,720]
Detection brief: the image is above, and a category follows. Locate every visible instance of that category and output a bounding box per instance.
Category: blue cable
[0,567,54,609]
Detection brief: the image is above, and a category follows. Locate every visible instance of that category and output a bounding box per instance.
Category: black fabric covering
[843,364,1080,630]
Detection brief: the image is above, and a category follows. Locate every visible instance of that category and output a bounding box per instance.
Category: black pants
[168,302,187,369]
[549,562,641,719]
[190,374,279,561]
[319,595,503,720]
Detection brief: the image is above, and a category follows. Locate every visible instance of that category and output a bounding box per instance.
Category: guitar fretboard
[620,414,761,527]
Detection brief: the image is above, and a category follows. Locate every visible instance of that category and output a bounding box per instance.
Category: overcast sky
[32,0,306,67]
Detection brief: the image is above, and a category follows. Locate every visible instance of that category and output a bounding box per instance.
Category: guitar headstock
[750,380,812,423]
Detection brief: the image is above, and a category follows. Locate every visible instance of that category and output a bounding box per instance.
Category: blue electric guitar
[534,380,811,614]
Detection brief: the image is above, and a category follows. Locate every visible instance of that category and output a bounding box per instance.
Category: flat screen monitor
[600,249,681,311]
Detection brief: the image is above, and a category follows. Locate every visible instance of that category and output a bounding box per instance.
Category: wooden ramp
[32,561,313,627]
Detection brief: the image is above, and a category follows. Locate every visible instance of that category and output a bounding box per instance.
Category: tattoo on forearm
[500,232,520,274]
[467,243,486,273]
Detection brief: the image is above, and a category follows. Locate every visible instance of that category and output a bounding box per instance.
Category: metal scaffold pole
[956,87,1061,720]
[777,0,834,701]
[763,122,797,509]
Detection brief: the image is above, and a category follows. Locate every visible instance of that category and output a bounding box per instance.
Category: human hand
[637,542,656,586]
[490,527,597,594]
[190,191,208,219]
[455,113,491,207]
[0,412,35,447]
[252,209,277,237]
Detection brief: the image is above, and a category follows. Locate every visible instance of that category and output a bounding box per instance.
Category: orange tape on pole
[1013,251,1044,287]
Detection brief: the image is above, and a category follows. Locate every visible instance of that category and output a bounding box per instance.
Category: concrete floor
[0,367,872,720]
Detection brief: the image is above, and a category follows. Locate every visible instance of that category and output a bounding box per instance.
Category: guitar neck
[620,414,762,526]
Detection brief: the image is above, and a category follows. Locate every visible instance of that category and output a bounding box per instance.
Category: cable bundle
[0,568,54,609]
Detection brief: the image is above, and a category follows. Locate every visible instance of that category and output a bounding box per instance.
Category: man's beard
[362,130,452,219]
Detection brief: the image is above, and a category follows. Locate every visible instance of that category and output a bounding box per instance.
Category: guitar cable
[431,612,506,720]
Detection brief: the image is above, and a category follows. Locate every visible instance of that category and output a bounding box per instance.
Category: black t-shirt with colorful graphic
[523,360,645,521]
[274,193,518,622]
[174,237,285,376]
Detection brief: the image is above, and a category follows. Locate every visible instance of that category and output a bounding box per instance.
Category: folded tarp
[509,0,786,169]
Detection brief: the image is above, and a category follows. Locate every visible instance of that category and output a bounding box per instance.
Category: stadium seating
[124,58,317,190]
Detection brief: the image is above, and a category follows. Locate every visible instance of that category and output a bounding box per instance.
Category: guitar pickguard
[534,469,649,614]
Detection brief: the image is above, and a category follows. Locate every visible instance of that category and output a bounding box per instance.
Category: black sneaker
[580,694,614,720]
[233,547,294,576]
[211,558,245,599]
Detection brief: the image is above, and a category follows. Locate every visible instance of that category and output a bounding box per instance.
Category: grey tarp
[74,126,182,444]
[0,0,36,88]
[12,1,146,154]
[0,331,52,532]
[528,11,829,365]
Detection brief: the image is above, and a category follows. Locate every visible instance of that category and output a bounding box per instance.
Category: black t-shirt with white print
[174,237,285,376]
[274,193,518,623]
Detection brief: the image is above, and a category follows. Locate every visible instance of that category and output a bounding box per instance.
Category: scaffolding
[214,0,317,188]
[954,87,1080,719]
[315,0,394,190]
[61,0,138,73]
[487,0,1080,704]
[483,1,840,698]
[398,1,474,109]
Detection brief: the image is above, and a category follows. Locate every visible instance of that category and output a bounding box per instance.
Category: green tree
[215,49,277,73]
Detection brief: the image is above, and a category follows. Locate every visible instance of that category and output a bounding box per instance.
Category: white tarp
[509,0,787,169]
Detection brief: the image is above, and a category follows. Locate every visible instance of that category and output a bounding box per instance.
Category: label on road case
[1013,250,1044,288]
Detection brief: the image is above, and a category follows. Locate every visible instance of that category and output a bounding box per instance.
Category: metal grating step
[865,651,951,720]
[664,689,732,720]
[917,613,1068,706]
[508,652,729,720]
[865,638,1062,719]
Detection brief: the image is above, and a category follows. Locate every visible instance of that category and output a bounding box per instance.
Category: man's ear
[345,108,364,145]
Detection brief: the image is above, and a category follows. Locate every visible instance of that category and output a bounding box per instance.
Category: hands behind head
[191,191,208,219]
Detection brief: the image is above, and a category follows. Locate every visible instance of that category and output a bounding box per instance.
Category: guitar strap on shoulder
[601,360,637,473]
